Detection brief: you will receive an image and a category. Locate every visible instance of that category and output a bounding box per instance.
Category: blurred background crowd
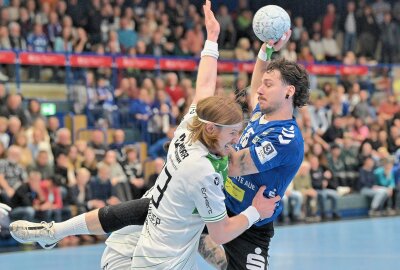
[0,0,400,247]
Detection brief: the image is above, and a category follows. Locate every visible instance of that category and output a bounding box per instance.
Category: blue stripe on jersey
[224,104,304,226]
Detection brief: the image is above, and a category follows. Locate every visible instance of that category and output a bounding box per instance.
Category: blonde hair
[187,96,243,150]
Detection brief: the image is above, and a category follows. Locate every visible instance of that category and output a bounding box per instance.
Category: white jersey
[131,105,227,270]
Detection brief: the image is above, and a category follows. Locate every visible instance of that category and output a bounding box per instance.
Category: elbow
[208,233,228,245]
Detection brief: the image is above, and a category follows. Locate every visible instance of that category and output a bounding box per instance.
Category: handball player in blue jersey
[223,51,310,268]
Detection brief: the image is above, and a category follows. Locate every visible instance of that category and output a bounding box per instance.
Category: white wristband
[200,40,219,59]
[241,206,260,228]
[257,46,274,61]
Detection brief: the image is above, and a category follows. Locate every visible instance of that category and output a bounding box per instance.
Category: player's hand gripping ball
[252,5,291,43]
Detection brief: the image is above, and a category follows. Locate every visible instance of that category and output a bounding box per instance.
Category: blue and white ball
[252,5,291,43]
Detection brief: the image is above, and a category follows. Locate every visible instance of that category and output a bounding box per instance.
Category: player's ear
[205,123,216,134]
[285,85,295,99]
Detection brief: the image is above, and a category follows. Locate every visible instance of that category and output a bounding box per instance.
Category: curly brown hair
[266,58,310,108]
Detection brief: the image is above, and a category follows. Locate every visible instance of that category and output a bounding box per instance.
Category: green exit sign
[41,103,56,116]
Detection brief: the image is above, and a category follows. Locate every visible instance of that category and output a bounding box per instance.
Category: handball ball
[252,5,291,43]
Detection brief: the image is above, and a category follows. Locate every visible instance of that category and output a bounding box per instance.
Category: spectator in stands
[147,157,164,189]
[121,147,147,199]
[164,72,184,107]
[117,17,138,52]
[13,131,33,169]
[45,11,62,47]
[308,97,331,136]
[379,12,400,64]
[54,26,73,52]
[234,37,254,61]
[18,7,32,40]
[351,117,370,142]
[80,147,98,176]
[27,22,50,53]
[146,30,166,57]
[51,128,71,159]
[147,103,173,145]
[26,99,45,125]
[28,150,54,180]
[0,117,10,148]
[109,129,127,163]
[293,161,319,220]
[87,130,108,162]
[9,170,42,221]
[70,168,99,215]
[147,126,175,160]
[339,1,357,54]
[322,29,341,62]
[0,94,29,127]
[292,16,306,43]
[216,4,235,49]
[38,178,63,222]
[374,156,396,215]
[371,0,391,25]
[358,5,380,59]
[53,152,75,205]
[281,181,303,223]
[96,76,117,128]
[185,22,205,56]
[47,116,60,144]
[0,145,27,204]
[322,116,345,145]
[89,163,120,206]
[310,155,340,220]
[280,41,297,62]
[359,156,387,216]
[298,46,314,64]
[7,116,21,146]
[309,32,325,62]
[327,144,350,193]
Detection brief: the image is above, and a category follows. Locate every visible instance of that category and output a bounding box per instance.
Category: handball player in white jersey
[9,1,280,269]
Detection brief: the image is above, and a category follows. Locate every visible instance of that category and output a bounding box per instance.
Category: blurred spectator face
[76,168,91,186]
[75,140,87,154]
[19,8,29,21]
[62,27,72,40]
[28,171,42,191]
[113,129,125,143]
[9,22,21,37]
[0,117,8,133]
[113,6,121,17]
[294,17,303,27]
[68,145,78,161]
[33,24,43,35]
[29,99,41,113]
[298,161,311,176]
[154,158,165,174]
[312,143,323,156]
[7,145,22,164]
[92,130,104,145]
[27,0,36,12]
[363,157,374,170]
[48,117,60,131]
[84,148,96,163]
[1,9,10,24]
[126,149,138,162]
[136,40,147,55]
[332,146,341,158]
[378,130,388,143]
[104,150,117,164]
[98,165,111,181]
[8,94,22,110]
[56,153,69,168]
[8,117,21,135]
[56,128,71,145]
[360,142,373,155]
[309,155,319,169]
[359,90,369,102]
[62,16,73,28]
[49,11,59,24]
[347,1,355,12]
[37,151,49,166]
[15,132,28,147]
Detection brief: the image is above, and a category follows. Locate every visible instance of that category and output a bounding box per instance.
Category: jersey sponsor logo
[174,133,189,163]
[250,112,262,122]
[147,204,161,227]
[189,105,196,115]
[201,188,213,214]
[246,247,266,270]
[255,141,277,164]
[278,125,295,144]
[214,176,220,186]
[225,177,245,202]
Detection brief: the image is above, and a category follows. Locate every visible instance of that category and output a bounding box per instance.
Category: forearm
[207,214,249,245]
[249,45,270,107]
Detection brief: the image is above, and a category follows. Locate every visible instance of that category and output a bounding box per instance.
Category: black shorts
[223,210,274,270]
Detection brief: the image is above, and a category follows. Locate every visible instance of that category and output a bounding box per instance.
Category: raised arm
[249,30,292,109]
[192,0,220,104]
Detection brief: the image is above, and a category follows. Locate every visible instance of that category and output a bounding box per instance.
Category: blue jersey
[224,104,304,226]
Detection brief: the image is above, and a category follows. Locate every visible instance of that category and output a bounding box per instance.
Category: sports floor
[1,216,399,270]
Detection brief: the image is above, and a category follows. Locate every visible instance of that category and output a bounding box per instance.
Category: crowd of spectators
[0,0,399,247]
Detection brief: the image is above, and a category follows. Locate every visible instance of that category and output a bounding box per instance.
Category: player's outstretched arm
[192,0,220,104]
[206,186,280,245]
[249,30,292,109]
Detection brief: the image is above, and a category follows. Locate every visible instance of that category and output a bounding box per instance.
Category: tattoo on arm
[239,151,248,174]
[198,234,227,270]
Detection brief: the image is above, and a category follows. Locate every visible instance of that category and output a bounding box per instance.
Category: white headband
[197,116,243,128]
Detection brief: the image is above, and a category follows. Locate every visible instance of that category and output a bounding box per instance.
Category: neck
[264,107,294,121]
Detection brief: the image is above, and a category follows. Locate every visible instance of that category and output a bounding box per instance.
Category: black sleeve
[98,198,150,233]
